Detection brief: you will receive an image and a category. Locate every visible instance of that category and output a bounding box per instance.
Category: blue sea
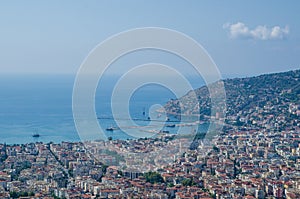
[0,74,207,144]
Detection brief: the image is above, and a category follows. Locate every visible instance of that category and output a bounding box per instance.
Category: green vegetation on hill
[165,69,300,130]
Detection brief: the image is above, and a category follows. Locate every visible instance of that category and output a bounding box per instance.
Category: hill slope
[164,69,300,130]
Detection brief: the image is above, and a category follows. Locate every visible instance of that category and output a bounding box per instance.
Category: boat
[106,127,114,131]
[160,130,170,134]
[166,124,176,128]
[32,133,40,138]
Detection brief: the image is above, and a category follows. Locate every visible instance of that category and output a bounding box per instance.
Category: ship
[106,127,114,131]
[32,133,40,138]
[166,124,176,128]
[160,130,170,134]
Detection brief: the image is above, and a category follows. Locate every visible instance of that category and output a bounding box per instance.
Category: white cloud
[223,22,289,40]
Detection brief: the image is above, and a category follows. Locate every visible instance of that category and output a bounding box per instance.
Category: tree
[101,164,108,174]
[181,178,195,186]
[10,191,18,198]
[212,145,219,152]
[144,172,164,184]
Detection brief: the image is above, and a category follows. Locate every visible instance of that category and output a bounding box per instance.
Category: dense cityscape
[0,126,299,198]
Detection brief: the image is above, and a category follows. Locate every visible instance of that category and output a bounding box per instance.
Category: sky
[0,0,300,78]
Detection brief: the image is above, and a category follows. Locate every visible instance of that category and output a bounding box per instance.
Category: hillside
[164,69,300,130]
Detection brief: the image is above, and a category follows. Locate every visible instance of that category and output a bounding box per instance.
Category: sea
[0,74,208,144]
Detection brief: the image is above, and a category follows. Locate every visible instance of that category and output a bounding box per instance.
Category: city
[0,120,299,198]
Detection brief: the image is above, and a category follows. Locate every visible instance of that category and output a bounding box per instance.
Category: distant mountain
[165,69,300,130]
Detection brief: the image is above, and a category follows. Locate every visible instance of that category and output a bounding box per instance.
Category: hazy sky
[0,1,299,77]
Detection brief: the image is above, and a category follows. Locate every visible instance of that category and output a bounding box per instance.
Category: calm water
[0,74,207,144]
